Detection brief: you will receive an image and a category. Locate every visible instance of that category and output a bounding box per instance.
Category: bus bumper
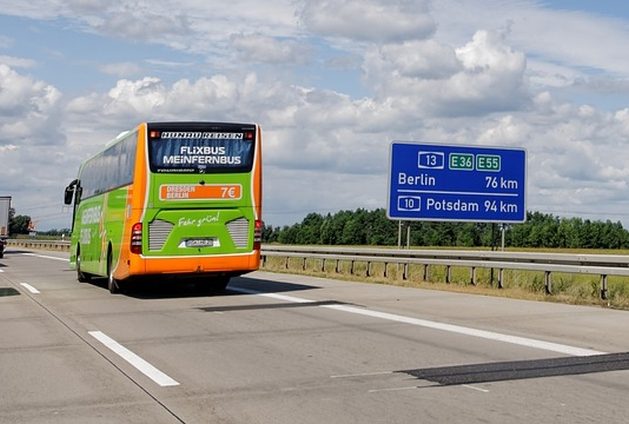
[127,251,260,278]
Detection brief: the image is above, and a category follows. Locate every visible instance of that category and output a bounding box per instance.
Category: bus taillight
[130,223,143,254]
[254,220,263,250]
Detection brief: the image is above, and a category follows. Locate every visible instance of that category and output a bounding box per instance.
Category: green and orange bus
[64,122,262,293]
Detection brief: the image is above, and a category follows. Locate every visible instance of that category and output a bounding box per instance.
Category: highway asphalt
[1,248,629,423]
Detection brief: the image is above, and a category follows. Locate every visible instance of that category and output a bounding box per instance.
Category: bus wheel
[107,251,121,294]
[193,276,230,293]
[215,276,231,291]
[77,247,91,283]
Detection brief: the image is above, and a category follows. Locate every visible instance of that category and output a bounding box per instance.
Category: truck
[0,196,10,258]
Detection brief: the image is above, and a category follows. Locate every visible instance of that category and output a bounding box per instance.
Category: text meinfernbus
[64,122,262,293]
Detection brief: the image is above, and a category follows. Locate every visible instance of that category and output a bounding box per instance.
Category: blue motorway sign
[387,142,526,222]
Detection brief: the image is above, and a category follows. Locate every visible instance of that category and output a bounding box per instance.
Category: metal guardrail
[7,240,628,299]
[262,245,629,300]
[8,239,71,251]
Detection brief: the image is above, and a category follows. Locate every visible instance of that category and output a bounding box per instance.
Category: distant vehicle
[64,122,263,293]
[0,196,10,258]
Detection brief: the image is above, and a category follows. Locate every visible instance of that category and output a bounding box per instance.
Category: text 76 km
[485,176,518,190]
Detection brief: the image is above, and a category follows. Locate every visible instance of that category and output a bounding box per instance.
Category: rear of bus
[127,122,262,285]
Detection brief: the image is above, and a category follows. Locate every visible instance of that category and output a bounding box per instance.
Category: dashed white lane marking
[21,253,68,262]
[0,269,4,273]
[331,371,394,379]
[88,331,179,387]
[231,287,605,357]
[20,283,41,294]
[463,384,490,393]
[368,386,418,393]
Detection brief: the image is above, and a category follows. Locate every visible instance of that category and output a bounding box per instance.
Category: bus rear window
[148,130,255,174]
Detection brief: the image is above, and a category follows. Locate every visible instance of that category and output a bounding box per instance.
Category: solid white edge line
[21,253,68,262]
[20,283,41,294]
[230,287,314,303]
[321,304,605,357]
[88,331,179,387]
[234,287,605,357]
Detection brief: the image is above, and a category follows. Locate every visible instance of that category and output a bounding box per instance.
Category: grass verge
[260,255,629,310]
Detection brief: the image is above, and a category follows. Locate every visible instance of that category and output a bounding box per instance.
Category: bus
[64,122,262,293]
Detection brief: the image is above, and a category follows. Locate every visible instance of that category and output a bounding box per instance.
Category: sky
[2,0,629,231]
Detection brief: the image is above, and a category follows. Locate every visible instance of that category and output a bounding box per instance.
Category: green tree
[277,225,299,244]
[299,213,324,244]
[9,214,31,235]
[261,223,278,243]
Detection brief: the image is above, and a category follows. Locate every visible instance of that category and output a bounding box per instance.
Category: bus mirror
[64,185,74,205]
[64,179,79,205]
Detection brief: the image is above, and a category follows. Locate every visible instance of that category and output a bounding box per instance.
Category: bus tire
[76,246,91,283]
[193,276,230,293]
[215,276,230,291]
[107,250,121,294]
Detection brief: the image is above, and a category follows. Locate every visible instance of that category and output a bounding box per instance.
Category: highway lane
[1,248,629,423]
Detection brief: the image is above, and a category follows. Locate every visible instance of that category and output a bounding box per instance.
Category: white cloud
[325,55,362,70]
[365,40,461,81]
[3,0,628,84]
[472,100,629,216]
[230,34,312,64]
[0,0,193,46]
[0,0,301,55]
[0,55,36,68]
[526,59,583,89]
[99,62,143,77]
[363,30,528,117]
[0,144,17,153]
[477,115,532,147]
[300,0,435,42]
[145,59,194,68]
[0,64,62,146]
[91,3,193,47]
[66,77,167,132]
[0,0,61,19]
[431,0,629,84]
[0,64,71,226]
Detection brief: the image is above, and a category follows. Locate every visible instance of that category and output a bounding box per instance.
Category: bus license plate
[185,239,216,248]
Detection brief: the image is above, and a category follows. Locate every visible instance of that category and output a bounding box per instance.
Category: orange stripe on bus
[159,184,242,201]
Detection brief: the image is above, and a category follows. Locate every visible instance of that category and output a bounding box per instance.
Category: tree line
[262,209,629,249]
[8,206,629,249]
[7,208,70,237]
